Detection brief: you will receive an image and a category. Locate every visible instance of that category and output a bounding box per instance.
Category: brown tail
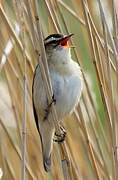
[40,119,55,172]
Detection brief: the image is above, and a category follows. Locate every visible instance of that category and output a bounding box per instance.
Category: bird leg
[43,94,56,120]
[54,125,66,143]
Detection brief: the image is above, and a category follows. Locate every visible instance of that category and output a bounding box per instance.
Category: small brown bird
[32,33,83,171]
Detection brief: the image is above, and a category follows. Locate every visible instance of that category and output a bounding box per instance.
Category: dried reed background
[0,0,118,179]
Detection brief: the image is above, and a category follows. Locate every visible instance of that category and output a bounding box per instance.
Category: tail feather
[40,120,55,172]
[43,155,51,172]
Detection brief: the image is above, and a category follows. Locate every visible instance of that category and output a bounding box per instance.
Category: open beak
[59,33,74,47]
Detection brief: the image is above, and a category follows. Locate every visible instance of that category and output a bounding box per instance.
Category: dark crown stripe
[44,34,63,41]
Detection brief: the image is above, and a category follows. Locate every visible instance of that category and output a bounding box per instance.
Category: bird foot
[44,94,56,120]
[53,126,66,143]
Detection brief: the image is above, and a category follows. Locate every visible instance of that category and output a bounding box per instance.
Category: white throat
[48,47,71,65]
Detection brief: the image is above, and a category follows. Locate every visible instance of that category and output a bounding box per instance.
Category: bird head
[44,33,74,64]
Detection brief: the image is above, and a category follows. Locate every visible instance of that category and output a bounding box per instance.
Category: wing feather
[32,64,47,132]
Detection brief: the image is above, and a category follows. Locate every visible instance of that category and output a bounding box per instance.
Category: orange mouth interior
[59,38,70,47]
